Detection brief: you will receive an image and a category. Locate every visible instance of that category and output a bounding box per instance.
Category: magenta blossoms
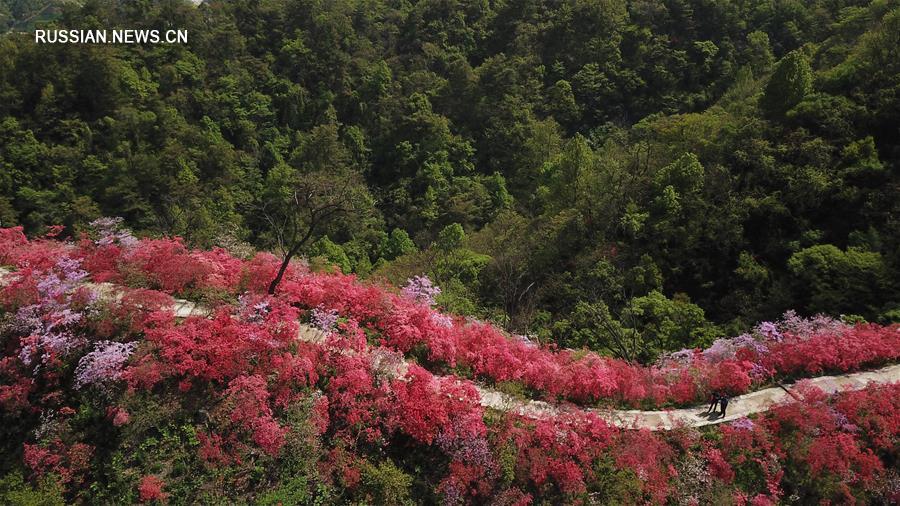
[74,341,138,389]
[401,275,441,306]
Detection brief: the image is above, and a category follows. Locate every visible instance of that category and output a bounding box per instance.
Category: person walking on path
[719,394,730,419]
[705,392,720,415]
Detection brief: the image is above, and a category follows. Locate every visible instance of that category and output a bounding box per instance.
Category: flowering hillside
[1,225,899,504]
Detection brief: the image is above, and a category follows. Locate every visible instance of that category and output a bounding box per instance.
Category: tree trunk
[267,225,316,295]
[267,254,293,295]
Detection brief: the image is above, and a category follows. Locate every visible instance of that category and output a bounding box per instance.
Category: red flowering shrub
[76,240,124,283]
[763,324,900,377]
[716,418,785,501]
[7,228,895,410]
[239,252,291,293]
[23,440,94,487]
[389,365,485,445]
[0,266,40,308]
[806,432,882,481]
[22,444,61,478]
[223,375,288,456]
[707,360,754,395]
[834,383,900,451]
[197,432,232,467]
[611,429,676,502]
[118,238,214,294]
[0,371,31,413]
[192,248,245,292]
[137,301,298,385]
[324,354,391,443]
[716,382,900,504]
[381,301,452,357]
[138,475,168,503]
[493,411,615,498]
[0,226,27,264]
[0,227,70,270]
[74,235,254,297]
[107,406,130,426]
[705,448,735,483]
[269,346,321,408]
[89,288,174,339]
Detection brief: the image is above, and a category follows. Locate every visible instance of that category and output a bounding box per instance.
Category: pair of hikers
[705,392,730,418]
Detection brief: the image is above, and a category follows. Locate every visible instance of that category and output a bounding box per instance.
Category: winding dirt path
[3,267,897,431]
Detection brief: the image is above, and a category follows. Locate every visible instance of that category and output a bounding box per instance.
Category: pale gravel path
[2,267,897,430]
[473,365,900,429]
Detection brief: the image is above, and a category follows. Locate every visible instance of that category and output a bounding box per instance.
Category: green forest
[1,0,899,361]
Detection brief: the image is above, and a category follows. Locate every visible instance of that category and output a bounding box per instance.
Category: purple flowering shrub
[3,255,138,393]
[430,312,454,329]
[730,417,755,431]
[309,305,339,331]
[14,258,96,370]
[776,310,849,339]
[401,275,441,307]
[74,341,138,389]
[87,217,138,248]
[237,294,271,323]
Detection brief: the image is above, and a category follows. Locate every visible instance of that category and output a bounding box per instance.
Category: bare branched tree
[262,171,367,294]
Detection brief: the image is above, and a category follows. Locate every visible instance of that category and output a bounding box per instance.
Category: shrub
[137,476,168,503]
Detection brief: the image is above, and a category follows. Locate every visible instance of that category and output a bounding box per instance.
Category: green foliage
[435,223,465,253]
[358,460,414,506]
[0,472,65,506]
[378,228,417,262]
[735,251,770,287]
[256,476,310,506]
[553,300,624,351]
[788,245,889,315]
[309,236,352,274]
[623,291,719,359]
[760,49,813,118]
[745,31,775,77]
[587,454,643,504]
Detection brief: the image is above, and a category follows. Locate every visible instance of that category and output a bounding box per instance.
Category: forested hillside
[1,0,899,361]
[0,1,70,32]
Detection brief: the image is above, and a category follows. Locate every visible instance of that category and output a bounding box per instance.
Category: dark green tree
[760,49,813,119]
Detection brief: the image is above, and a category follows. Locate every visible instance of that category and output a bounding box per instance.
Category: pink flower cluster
[224,375,289,456]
